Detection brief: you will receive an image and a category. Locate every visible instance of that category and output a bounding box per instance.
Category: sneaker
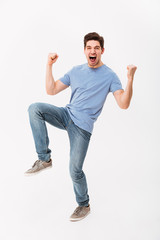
[25,159,52,176]
[70,205,90,222]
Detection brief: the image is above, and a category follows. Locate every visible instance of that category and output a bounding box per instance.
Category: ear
[101,48,105,54]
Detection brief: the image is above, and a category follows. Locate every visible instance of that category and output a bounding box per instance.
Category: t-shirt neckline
[85,63,106,71]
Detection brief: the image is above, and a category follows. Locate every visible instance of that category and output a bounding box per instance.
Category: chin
[89,61,99,68]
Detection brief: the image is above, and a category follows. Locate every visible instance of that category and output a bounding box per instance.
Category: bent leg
[28,102,69,161]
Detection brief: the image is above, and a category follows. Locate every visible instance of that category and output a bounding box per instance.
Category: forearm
[46,64,55,95]
[120,78,133,109]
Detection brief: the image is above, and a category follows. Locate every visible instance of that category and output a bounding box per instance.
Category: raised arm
[46,53,69,95]
[113,65,137,109]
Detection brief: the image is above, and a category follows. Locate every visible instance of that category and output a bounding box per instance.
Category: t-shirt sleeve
[59,68,73,86]
[110,72,123,93]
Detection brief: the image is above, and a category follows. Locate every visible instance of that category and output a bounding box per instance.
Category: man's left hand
[127,65,137,80]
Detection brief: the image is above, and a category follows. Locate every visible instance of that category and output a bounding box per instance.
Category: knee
[69,165,84,181]
[28,102,40,115]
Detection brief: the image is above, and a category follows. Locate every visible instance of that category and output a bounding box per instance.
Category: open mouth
[89,56,96,63]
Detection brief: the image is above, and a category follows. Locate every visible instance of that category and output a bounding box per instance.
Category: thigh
[68,122,92,170]
[30,102,70,130]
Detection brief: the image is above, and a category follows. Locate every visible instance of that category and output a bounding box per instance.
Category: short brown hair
[84,32,104,49]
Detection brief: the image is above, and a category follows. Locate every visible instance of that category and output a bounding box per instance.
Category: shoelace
[32,160,41,168]
[74,206,83,215]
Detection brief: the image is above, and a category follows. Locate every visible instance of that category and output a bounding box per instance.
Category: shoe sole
[24,165,52,176]
[69,210,90,222]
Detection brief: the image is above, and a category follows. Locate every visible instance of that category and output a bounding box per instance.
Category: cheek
[97,52,102,58]
[85,51,89,57]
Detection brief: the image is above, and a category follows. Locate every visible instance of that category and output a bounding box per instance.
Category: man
[25,32,137,222]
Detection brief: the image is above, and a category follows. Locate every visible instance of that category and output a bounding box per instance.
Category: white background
[0,0,160,239]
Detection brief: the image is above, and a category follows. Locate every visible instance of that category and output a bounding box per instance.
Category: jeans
[28,102,91,206]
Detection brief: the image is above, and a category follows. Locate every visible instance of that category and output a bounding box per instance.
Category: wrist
[46,63,53,68]
[127,77,133,82]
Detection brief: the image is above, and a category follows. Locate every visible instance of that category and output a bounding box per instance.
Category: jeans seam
[66,119,73,129]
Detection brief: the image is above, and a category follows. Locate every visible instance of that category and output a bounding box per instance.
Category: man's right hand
[47,53,59,66]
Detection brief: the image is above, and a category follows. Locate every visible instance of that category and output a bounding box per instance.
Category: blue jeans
[28,102,91,206]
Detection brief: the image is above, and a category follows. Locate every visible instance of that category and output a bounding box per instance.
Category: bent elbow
[46,90,55,95]
[120,103,130,109]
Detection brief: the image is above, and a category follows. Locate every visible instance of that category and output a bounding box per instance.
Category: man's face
[84,40,104,68]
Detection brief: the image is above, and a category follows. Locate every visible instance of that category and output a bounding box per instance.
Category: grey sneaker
[25,159,52,176]
[70,205,90,222]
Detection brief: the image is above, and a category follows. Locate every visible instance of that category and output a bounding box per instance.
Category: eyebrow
[86,45,100,48]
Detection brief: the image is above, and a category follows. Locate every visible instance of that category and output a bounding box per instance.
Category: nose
[90,48,96,54]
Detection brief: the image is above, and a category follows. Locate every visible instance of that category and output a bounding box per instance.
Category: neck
[88,61,104,69]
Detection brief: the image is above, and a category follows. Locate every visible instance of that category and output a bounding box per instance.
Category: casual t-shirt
[59,63,123,133]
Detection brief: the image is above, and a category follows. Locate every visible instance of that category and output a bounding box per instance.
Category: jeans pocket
[75,124,91,141]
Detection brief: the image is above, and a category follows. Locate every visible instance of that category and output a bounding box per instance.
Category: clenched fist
[127,65,137,80]
[47,53,59,66]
